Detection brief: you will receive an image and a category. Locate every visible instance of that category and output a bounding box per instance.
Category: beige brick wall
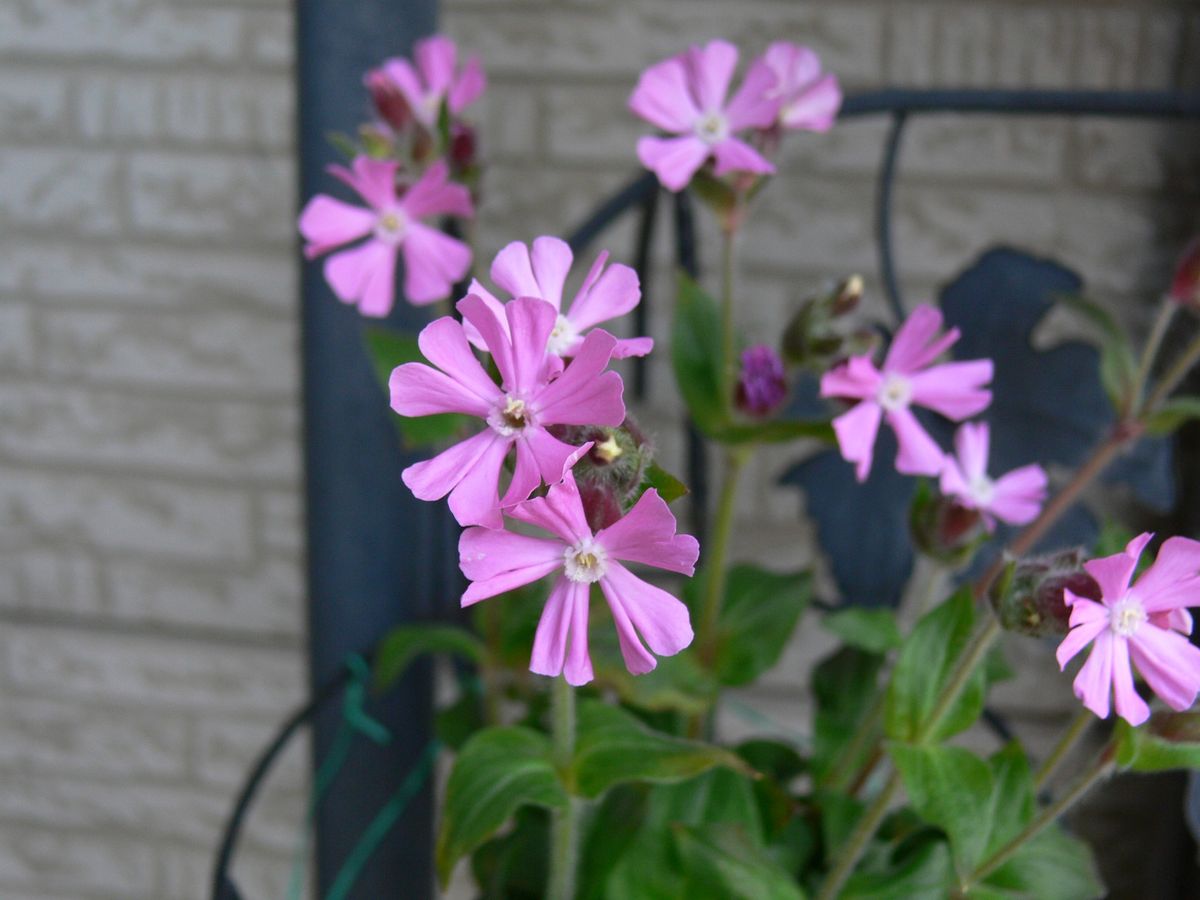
[0,0,1197,897]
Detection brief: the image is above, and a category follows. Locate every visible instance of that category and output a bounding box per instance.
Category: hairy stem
[547,677,579,900]
[697,447,750,669]
[720,218,739,408]
[1133,297,1177,412]
[1143,329,1200,415]
[1034,708,1094,791]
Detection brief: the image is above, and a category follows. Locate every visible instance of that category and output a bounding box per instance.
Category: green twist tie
[342,653,392,745]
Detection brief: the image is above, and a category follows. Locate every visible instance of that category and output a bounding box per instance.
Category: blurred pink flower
[381,35,486,129]
[760,41,842,131]
[391,295,626,527]
[1057,533,1200,726]
[629,39,780,191]
[465,236,653,360]
[939,422,1047,530]
[819,305,993,482]
[299,157,473,312]
[458,472,698,685]
[736,344,788,416]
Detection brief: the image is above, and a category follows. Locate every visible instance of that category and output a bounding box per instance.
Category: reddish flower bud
[449,123,478,171]
[990,548,1102,638]
[910,483,987,567]
[1169,237,1200,310]
[364,68,411,133]
[735,345,788,417]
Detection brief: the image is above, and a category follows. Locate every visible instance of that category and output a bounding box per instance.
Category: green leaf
[673,823,807,900]
[886,587,985,743]
[984,743,1035,856]
[470,807,548,900]
[823,608,902,655]
[672,274,728,435]
[638,461,690,504]
[579,786,651,900]
[435,726,567,885]
[571,700,750,798]
[842,839,954,900]
[325,130,360,161]
[363,326,472,449]
[435,691,484,752]
[887,742,994,875]
[373,623,484,691]
[982,823,1103,900]
[1058,292,1139,414]
[712,565,811,687]
[598,650,716,716]
[816,788,865,857]
[1145,395,1200,436]
[1115,711,1200,771]
[812,647,884,785]
[735,739,807,783]
[719,418,836,445]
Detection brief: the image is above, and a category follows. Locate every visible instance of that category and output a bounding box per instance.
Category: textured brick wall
[1,0,1198,897]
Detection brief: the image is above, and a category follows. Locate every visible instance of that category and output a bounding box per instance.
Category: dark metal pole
[296,1,444,896]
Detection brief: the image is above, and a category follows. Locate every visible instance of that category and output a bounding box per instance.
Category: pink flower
[1057,533,1200,726]
[465,236,653,360]
[458,472,698,685]
[629,39,780,191]
[736,344,788,416]
[391,295,626,527]
[939,422,1047,530]
[760,41,842,131]
[381,35,486,129]
[299,157,474,312]
[819,305,993,482]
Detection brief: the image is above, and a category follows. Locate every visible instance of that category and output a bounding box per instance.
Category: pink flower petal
[820,355,882,401]
[508,471,593,545]
[611,336,655,358]
[1150,607,1194,635]
[1056,615,1106,668]
[534,330,625,426]
[628,57,699,133]
[938,457,970,503]
[449,55,486,114]
[504,296,558,393]
[908,361,993,420]
[530,236,574,310]
[954,422,990,483]
[887,408,946,477]
[490,241,539,302]
[1072,629,1114,719]
[1132,535,1200,612]
[832,400,883,482]
[637,135,711,192]
[523,427,590,487]
[780,73,842,132]
[1110,636,1150,725]
[686,40,738,113]
[445,431,512,528]
[563,582,594,686]
[401,159,474,220]
[529,576,574,676]
[597,489,698,576]
[298,195,375,259]
[710,138,776,177]
[389,360,492,417]
[460,280,508,351]
[1129,623,1200,711]
[764,41,821,90]
[1084,550,1141,609]
[328,157,399,210]
[324,240,397,317]
[884,305,958,374]
[415,316,501,406]
[401,222,471,305]
[499,437,544,508]
[402,429,497,503]
[459,293,516,390]
[382,58,430,126]
[989,464,1048,525]
[601,562,694,667]
[416,35,456,97]
[459,525,564,584]
[724,58,782,130]
[567,260,640,332]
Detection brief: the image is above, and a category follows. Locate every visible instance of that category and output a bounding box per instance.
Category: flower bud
[735,345,788,417]
[449,122,478,171]
[910,483,987,567]
[546,419,653,520]
[364,67,411,133]
[1169,237,1200,311]
[780,275,871,370]
[830,275,863,318]
[989,548,1102,638]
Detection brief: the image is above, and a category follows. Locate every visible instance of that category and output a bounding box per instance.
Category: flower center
[1110,596,1147,638]
[563,538,608,583]
[876,373,913,412]
[694,111,729,144]
[968,474,996,507]
[488,395,536,437]
[374,209,407,244]
[546,315,577,356]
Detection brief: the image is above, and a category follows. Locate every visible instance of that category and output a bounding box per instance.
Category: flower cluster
[820,304,1047,530]
[298,36,484,316]
[629,39,842,191]
[393,240,697,685]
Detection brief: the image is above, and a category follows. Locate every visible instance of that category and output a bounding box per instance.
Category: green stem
[1133,296,1177,412]
[547,677,579,900]
[965,750,1115,889]
[1034,708,1093,791]
[815,771,902,900]
[720,222,738,408]
[697,447,750,668]
[1143,329,1200,415]
[820,691,885,793]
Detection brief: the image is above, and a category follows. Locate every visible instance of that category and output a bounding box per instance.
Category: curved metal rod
[567,171,659,254]
[876,111,909,321]
[840,88,1200,119]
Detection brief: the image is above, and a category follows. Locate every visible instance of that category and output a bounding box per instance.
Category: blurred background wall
[0,0,1196,897]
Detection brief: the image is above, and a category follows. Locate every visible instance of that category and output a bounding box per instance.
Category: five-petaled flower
[379,34,486,130]
[760,41,842,132]
[1057,533,1200,726]
[939,422,1047,530]
[629,39,781,191]
[391,295,626,527]
[820,304,993,482]
[458,472,699,685]
[299,157,473,312]
[465,236,654,361]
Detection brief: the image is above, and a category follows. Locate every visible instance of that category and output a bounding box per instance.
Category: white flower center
[563,538,608,583]
[374,209,407,245]
[968,474,996,507]
[546,315,577,356]
[876,373,913,412]
[1110,596,1147,638]
[694,111,730,144]
[487,394,536,437]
